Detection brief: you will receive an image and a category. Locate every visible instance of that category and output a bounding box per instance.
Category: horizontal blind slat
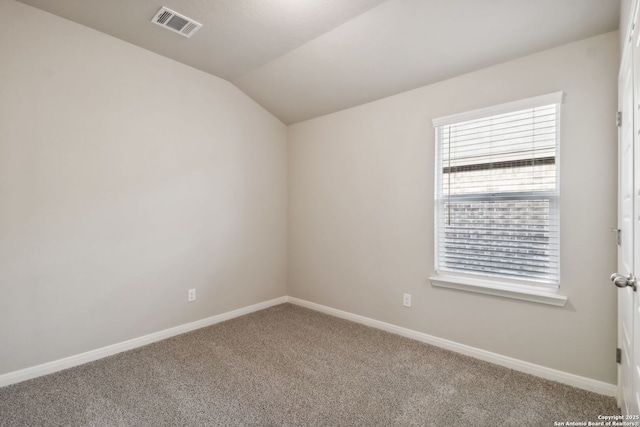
[440,265,556,281]
[435,101,559,283]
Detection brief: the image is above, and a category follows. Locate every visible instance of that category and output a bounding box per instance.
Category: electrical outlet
[188,288,196,302]
[403,293,411,307]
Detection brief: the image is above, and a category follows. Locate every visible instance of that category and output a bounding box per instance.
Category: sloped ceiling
[16,0,620,124]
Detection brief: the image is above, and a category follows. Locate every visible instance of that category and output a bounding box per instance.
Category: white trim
[432,91,564,127]
[286,296,614,396]
[0,296,287,388]
[429,274,568,306]
[1,295,614,397]
[432,93,563,292]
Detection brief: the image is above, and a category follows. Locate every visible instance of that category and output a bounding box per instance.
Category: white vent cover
[151,7,202,38]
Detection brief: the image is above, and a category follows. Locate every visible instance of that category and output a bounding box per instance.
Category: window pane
[438,198,558,282]
[435,100,559,285]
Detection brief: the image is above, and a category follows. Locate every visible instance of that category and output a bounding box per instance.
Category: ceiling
[16,0,620,124]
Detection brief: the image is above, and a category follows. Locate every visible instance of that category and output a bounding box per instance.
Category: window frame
[429,92,567,306]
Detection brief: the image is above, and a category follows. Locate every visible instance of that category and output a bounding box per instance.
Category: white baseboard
[1,295,617,397]
[286,296,617,397]
[0,296,287,388]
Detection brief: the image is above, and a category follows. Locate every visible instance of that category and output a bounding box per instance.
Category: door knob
[610,273,637,291]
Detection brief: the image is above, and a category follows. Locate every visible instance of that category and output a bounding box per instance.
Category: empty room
[0,0,637,425]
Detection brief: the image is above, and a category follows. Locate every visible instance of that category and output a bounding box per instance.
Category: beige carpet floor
[0,303,619,426]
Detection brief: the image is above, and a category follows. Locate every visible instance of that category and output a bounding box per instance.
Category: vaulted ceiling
[16,0,620,124]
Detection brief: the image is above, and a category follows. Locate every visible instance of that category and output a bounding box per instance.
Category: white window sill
[429,275,568,307]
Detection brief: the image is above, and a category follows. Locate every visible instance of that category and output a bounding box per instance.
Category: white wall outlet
[403,293,411,307]
[188,288,196,302]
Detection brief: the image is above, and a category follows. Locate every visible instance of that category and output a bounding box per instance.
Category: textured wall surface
[288,32,619,384]
[0,0,287,375]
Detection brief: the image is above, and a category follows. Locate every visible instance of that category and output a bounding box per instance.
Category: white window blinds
[433,93,562,285]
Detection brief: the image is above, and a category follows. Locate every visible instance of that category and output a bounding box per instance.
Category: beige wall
[0,0,621,387]
[0,0,287,375]
[288,32,619,383]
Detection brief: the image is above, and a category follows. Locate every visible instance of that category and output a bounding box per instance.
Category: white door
[614,17,640,416]
[631,14,640,414]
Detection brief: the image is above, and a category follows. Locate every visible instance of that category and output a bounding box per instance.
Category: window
[430,92,566,306]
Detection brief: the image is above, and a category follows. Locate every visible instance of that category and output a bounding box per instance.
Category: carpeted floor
[0,303,619,426]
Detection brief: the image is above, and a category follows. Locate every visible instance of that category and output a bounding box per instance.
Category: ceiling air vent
[151,7,202,38]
